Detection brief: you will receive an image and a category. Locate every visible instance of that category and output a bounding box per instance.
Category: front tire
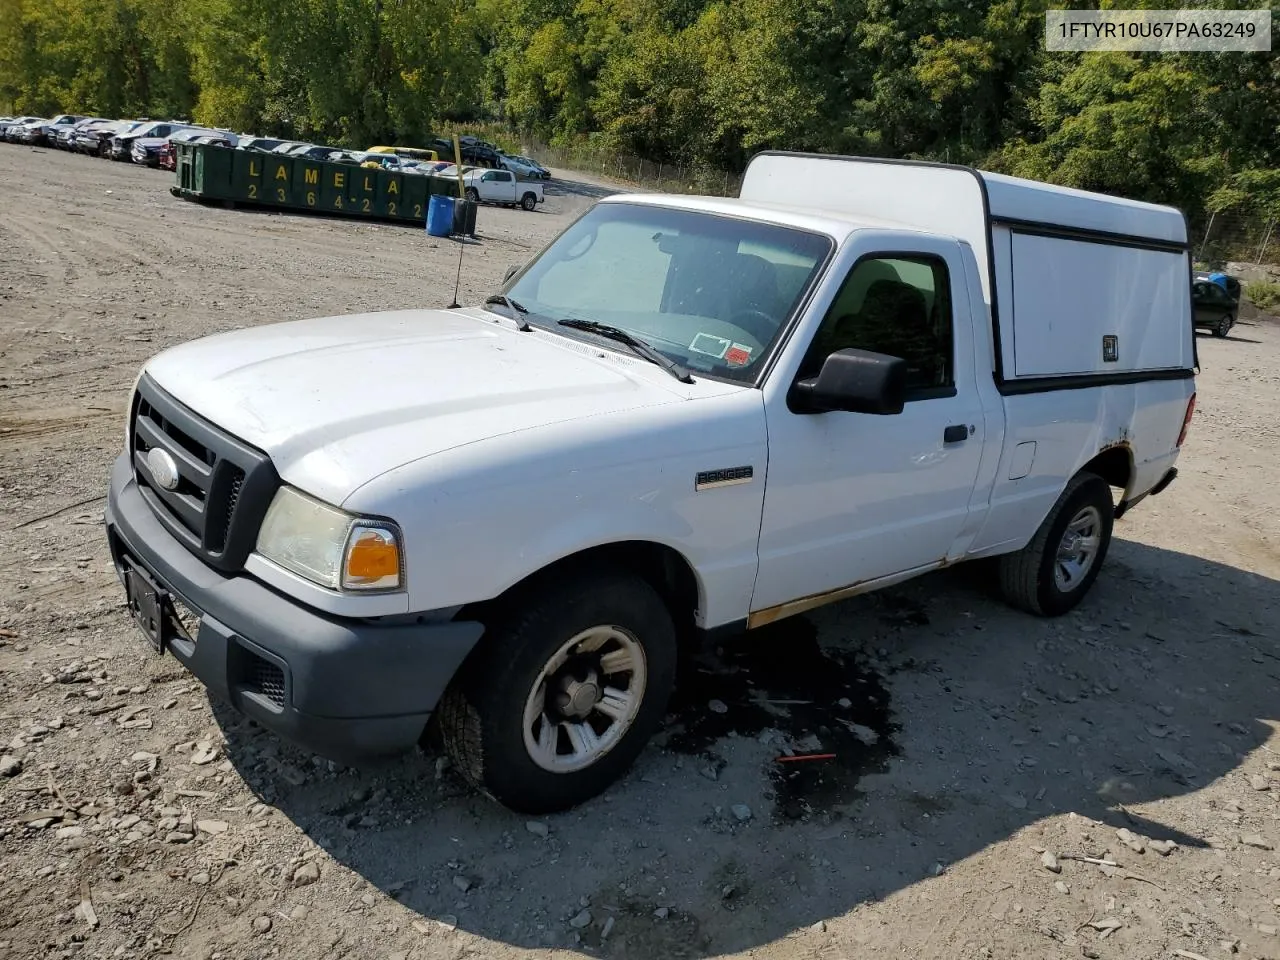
[438,569,678,813]
[998,471,1114,616]
[1214,314,1233,338]
[464,187,479,203]
[520,192,537,211]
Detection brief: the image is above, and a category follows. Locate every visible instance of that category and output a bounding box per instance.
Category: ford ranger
[106,153,1196,813]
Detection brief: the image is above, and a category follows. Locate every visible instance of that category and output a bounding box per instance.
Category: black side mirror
[789,348,907,415]
[503,264,521,284]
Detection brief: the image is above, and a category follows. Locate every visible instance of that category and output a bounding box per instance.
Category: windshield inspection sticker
[725,343,753,366]
[689,332,731,359]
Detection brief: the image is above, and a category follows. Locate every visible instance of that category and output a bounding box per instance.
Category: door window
[802,255,955,397]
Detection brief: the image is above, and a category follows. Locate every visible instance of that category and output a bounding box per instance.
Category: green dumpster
[379,171,407,219]
[427,175,456,198]
[400,175,429,222]
[194,144,234,198]
[176,143,197,192]
[292,159,325,211]
[317,163,351,214]
[171,143,481,229]
[229,150,268,204]
[261,154,293,206]
[350,166,384,215]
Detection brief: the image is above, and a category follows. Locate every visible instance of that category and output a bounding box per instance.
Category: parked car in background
[432,163,477,180]
[238,137,286,153]
[36,114,84,145]
[10,119,50,144]
[365,145,438,163]
[75,120,137,156]
[1194,270,1243,303]
[110,121,182,161]
[500,154,550,180]
[462,167,543,210]
[1192,277,1239,337]
[268,141,308,155]
[158,129,214,170]
[427,137,459,160]
[4,117,40,140]
[55,117,106,149]
[133,128,204,166]
[460,139,502,168]
[360,153,427,174]
[288,144,348,161]
[513,155,552,179]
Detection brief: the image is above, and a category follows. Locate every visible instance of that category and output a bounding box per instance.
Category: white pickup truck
[462,167,543,210]
[106,153,1196,813]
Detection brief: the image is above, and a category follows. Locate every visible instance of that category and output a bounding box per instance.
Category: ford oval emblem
[146,448,180,491]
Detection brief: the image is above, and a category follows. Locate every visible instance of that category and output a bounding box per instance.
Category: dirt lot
[2,144,1280,960]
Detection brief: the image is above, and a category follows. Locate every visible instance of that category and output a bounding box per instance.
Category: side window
[803,255,954,395]
[497,171,513,183]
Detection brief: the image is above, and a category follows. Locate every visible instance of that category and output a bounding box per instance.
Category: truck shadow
[213,538,1279,957]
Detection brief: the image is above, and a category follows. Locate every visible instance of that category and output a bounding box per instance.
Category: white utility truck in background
[106,153,1197,813]
[461,167,544,210]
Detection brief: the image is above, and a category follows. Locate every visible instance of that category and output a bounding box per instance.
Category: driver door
[752,235,987,615]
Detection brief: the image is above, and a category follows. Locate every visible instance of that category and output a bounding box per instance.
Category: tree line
[1,0,1277,221]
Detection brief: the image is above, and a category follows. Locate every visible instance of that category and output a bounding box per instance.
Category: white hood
[144,308,694,505]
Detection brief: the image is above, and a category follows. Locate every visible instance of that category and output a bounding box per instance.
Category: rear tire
[1214,313,1233,338]
[438,569,678,814]
[998,471,1114,617]
[521,192,538,211]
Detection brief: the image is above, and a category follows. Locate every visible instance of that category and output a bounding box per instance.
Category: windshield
[503,202,832,383]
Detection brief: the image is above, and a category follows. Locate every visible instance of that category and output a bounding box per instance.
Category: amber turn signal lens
[343,527,401,589]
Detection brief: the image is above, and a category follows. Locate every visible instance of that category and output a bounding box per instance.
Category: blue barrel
[426,194,454,236]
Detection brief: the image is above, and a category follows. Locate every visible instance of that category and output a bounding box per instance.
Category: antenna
[448,133,466,309]
[449,235,464,309]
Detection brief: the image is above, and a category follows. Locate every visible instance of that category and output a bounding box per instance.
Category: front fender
[346,394,768,629]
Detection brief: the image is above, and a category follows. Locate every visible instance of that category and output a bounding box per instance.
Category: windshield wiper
[558,318,693,383]
[484,294,531,331]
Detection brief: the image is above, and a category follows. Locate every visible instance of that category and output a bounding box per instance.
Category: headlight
[255,486,402,592]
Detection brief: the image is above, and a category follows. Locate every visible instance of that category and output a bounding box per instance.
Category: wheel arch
[458,540,703,646]
[1080,444,1134,499]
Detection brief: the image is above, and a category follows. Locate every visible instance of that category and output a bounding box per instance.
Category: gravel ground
[2,144,1280,960]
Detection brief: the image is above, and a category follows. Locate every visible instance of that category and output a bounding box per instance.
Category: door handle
[943,424,969,444]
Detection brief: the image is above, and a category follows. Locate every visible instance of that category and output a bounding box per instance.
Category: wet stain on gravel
[666,615,899,820]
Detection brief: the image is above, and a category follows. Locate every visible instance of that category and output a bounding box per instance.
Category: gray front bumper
[105,453,483,762]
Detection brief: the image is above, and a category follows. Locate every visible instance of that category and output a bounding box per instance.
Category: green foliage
[1246,281,1280,312]
[0,0,1276,225]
